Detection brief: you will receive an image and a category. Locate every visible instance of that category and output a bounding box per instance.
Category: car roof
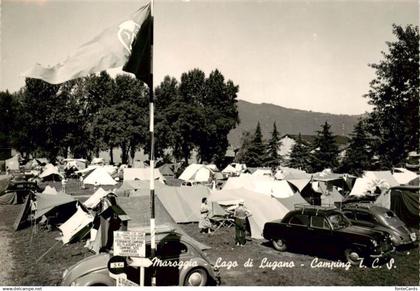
[287,208,341,217]
[342,203,391,214]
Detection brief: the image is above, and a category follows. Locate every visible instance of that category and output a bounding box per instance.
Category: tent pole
[149,0,156,287]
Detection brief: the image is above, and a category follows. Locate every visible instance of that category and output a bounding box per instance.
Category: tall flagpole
[149,0,156,287]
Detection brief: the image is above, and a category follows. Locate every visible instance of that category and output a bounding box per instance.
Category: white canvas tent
[179,164,214,182]
[84,187,110,209]
[42,185,58,195]
[5,155,20,171]
[84,167,117,186]
[350,171,399,197]
[59,205,94,244]
[222,163,247,175]
[39,164,64,181]
[123,168,165,182]
[209,188,289,239]
[393,168,418,185]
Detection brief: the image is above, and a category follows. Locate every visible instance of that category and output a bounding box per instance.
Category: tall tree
[365,24,419,168]
[340,120,374,176]
[242,122,267,167]
[310,121,340,172]
[265,122,282,169]
[288,133,311,172]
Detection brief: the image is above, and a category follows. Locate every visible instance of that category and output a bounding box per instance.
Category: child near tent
[234,201,251,246]
[199,198,212,234]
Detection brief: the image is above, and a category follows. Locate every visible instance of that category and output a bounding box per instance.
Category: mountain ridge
[228,100,363,147]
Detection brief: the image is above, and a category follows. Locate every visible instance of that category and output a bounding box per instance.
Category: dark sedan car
[62,227,220,286]
[342,203,417,247]
[263,205,395,265]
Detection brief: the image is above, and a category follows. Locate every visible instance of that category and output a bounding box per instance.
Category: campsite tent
[251,168,272,177]
[392,168,418,185]
[123,168,165,182]
[5,155,20,171]
[275,192,309,210]
[350,171,399,197]
[222,163,247,176]
[34,193,76,219]
[375,185,419,227]
[42,185,58,195]
[156,185,210,223]
[116,181,209,223]
[59,205,94,244]
[178,164,214,183]
[84,167,117,186]
[159,164,175,177]
[223,174,298,198]
[91,158,105,166]
[209,188,290,239]
[84,187,109,209]
[39,164,64,181]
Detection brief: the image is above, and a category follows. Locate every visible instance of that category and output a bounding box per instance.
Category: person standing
[199,198,212,233]
[234,201,250,246]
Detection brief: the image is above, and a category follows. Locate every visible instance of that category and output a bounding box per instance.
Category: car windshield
[327,213,350,230]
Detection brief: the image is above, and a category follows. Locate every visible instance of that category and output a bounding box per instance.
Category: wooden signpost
[109,231,153,287]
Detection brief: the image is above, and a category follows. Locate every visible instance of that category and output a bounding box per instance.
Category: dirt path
[0,206,16,285]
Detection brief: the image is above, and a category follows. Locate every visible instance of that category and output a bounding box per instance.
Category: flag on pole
[122,7,153,87]
[23,3,151,85]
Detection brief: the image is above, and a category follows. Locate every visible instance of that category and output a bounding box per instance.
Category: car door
[307,215,333,252]
[286,214,310,248]
[156,240,189,286]
[354,210,377,229]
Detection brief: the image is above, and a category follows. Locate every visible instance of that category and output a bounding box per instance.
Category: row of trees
[0,69,239,166]
[236,24,419,176]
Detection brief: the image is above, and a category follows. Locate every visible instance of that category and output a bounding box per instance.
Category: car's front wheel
[344,248,362,265]
[183,268,208,286]
[272,238,287,251]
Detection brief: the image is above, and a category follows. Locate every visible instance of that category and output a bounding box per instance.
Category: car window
[288,214,309,226]
[310,216,330,229]
[355,211,376,223]
[342,210,355,220]
[327,213,349,230]
[158,240,188,259]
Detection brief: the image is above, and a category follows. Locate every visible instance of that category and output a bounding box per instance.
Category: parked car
[62,227,220,286]
[341,203,417,247]
[263,205,395,265]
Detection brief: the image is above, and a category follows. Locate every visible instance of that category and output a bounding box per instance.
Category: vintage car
[62,227,220,286]
[263,205,395,265]
[341,203,417,247]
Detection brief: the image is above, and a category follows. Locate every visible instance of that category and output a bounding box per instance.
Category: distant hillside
[228,100,362,147]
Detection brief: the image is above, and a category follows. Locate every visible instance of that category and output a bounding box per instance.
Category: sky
[1,0,418,114]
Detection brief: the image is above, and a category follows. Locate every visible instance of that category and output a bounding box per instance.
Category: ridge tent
[59,205,94,244]
[156,185,210,223]
[84,167,117,186]
[39,164,64,181]
[34,193,76,220]
[209,187,290,239]
[270,180,298,198]
[159,164,175,177]
[350,171,399,197]
[116,195,209,250]
[42,185,58,195]
[392,168,418,185]
[179,164,215,183]
[123,167,165,182]
[5,155,20,171]
[13,196,32,231]
[84,187,110,209]
[251,168,272,177]
[275,192,309,210]
[275,167,309,180]
[0,175,12,194]
[375,185,419,227]
[91,158,105,166]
